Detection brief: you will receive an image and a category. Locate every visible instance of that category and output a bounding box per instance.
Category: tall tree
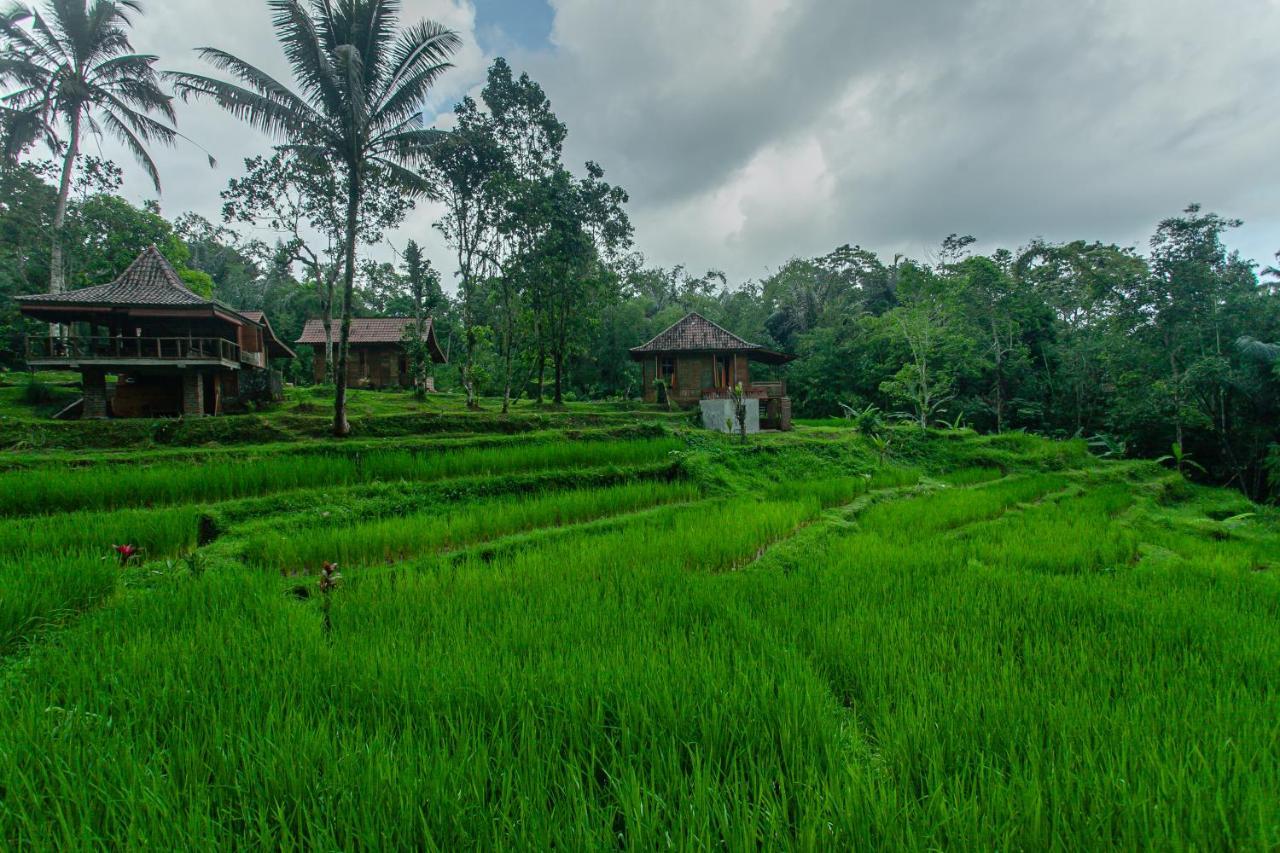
[401,238,442,321]
[222,151,408,382]
[485,58,565,412]
[0,0,179,298]
[878,263,976,429]
[172,0,459,435]
[427,94,503,408]
[400,238,441,397]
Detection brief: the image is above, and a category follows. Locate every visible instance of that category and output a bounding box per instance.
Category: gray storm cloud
[86,0,1280,287]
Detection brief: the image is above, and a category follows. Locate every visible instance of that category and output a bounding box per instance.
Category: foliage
[0,0,181,294]
[171,0,461,435]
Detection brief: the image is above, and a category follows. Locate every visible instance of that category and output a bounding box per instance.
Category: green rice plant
[0,554,117,655]
[859,473,1068,540]
[0,506,202,559]
[0,425,1276,849]
[867,465,922,489]
[937,465,1004,486]
[764,476,865,509]
[0,437,684,516]
[957,484,1139,573]
[244,481,703,571]
[0,496,829,847]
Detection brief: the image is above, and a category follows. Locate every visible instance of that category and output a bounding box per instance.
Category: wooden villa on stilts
[630,312,795,430]
[16,246,294,418]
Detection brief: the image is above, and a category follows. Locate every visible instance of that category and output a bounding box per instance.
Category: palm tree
[0,0,178,296]
[170,1,459,436]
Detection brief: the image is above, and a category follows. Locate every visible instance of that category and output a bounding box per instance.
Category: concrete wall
[700,397,760,435]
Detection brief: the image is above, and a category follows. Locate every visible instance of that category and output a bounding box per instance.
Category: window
[660,357,676,387]
[713,355,728,388]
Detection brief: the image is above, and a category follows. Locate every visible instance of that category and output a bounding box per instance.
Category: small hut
[297,317,445,388]
[17,246,294,418]
[629,312,795,430]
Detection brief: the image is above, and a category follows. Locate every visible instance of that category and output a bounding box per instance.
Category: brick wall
[82,368,108,419]
[181,371,204,417]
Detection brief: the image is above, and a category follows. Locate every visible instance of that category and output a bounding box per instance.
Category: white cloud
[91,0,1280,292]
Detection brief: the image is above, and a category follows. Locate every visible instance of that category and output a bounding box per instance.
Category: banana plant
[1156,442,1206,476]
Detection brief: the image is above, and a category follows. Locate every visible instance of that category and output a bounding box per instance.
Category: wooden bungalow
[17,246,294,418]
[630,312,796,430]
[296,317,446,388]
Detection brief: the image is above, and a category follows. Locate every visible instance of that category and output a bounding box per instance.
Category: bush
[22,375,54,405]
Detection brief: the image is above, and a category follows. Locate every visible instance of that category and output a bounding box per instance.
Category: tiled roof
[297,316,434,345]
[630,312,796,364]
[17,245,210,307]
[631,312,761,353]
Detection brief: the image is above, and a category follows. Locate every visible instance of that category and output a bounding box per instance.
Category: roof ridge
[119,244,203,299]
[629,311,760,352]
[692,311,756,347]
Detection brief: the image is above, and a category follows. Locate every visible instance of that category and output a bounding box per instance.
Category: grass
[0,554,118,656]
[0,411,1276,847]
[0,505,202,560]
[0,436,682,515]
[243,480,704,571]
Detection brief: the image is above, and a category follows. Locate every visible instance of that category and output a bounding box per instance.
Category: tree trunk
[534,346,546,404]
[333,169,360,437]
[322,269,336,384]
[553,349,564,405]
[458,259,477,408]
[413,286,425,398]
[991,318,1004,433]
[48,108,82,340]
[50,108,81,299]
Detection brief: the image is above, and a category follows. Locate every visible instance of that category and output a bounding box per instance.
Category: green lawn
[0,399,1276,848]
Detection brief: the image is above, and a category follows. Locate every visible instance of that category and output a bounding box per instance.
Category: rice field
[0,436,682,515]
[0,418,1276,848]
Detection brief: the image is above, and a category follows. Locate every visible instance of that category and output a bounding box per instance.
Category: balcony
[698,380,787,400]
[25,335,242,369]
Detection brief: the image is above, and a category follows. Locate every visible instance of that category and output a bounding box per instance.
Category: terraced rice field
[0,419,1276,848]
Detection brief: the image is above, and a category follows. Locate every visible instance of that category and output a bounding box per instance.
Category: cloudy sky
[90,0,1280,288]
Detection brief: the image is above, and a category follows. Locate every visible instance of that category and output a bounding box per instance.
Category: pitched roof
[240,311,297,360]
[17,245,212,308]
[629,312,796,363]
[297,316,446,362]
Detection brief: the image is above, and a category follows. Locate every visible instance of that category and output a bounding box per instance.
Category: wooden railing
[752,380,787,398]
[25,335,241,364]
[699,380,786,400]
[239,350,265,368]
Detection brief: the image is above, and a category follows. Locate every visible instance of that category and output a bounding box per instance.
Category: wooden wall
[639,352,752,403]
[310,344,410,388]
[111,373,183,418]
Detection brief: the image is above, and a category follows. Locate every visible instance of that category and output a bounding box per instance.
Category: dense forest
[0,2,1277,498]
